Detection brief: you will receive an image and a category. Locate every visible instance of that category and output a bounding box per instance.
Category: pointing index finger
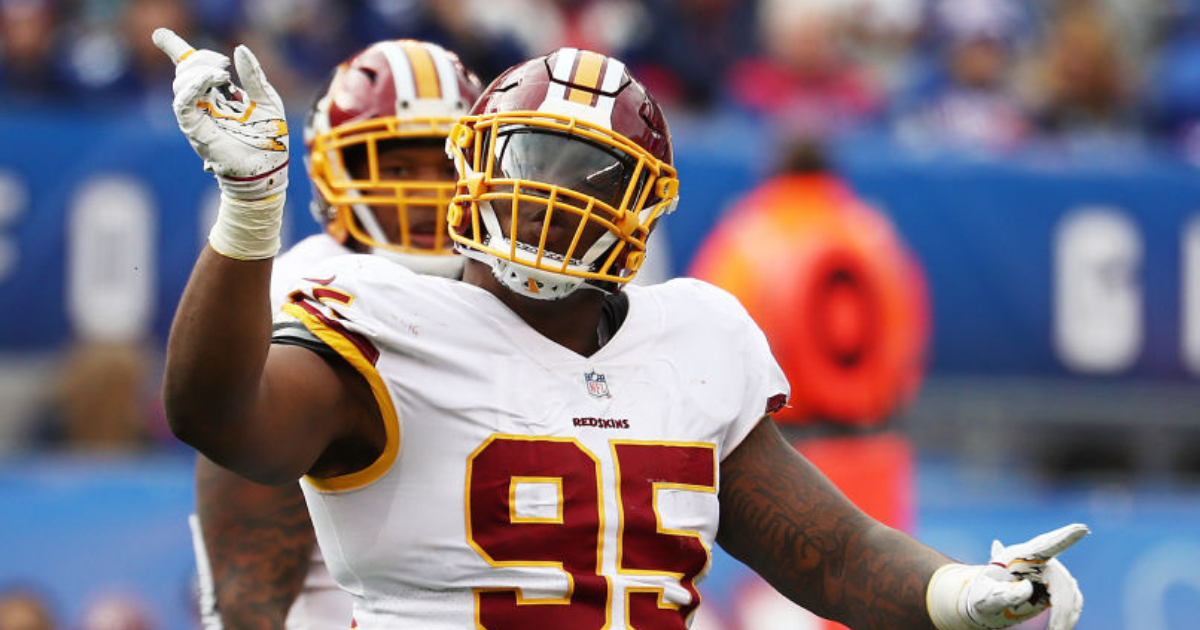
[152,28,194,65]
[1027,524,1091,560]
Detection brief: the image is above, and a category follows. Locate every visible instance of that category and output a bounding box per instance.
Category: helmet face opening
[448,112,679,285]
[310,118,458,256]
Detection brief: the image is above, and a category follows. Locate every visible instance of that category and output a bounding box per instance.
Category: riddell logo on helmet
[573,417,630,430]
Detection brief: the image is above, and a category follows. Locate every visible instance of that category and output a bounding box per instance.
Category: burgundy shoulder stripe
[295,300,381,366]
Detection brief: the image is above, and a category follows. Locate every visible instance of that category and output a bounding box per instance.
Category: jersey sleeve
[722,309,790,458]
[672,279,790,460]
[271,253,409,347]
[271,254,407,491]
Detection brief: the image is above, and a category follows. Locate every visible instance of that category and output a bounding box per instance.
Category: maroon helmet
[306,39,483,276]
[446,48,679,299]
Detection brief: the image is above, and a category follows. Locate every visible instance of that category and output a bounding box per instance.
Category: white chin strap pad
[469,200,617,300]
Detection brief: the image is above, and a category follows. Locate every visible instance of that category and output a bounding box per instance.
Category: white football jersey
[274,254,789,630]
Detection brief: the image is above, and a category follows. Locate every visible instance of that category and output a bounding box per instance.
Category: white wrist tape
[215,160,289,201]
[927,563,986,630]
[207,193,285,260]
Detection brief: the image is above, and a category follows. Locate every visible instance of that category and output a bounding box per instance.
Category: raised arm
[156,29,372,483]
[718,417,1088,630]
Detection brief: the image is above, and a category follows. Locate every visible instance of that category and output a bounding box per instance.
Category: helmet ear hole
[326,210,350,244]
[626,251,644,272]
[655,177,678,200]
[451,124,474,149]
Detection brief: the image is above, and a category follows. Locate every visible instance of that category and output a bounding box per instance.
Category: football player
[187,39,483,630]
[156,28,1089,630]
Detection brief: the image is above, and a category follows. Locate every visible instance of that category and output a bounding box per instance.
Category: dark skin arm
[163,247,382,485]
[717,417,952,630]
[196,455,315,630]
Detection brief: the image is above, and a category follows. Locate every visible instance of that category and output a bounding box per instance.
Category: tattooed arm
[717,417,950,630]
[195,455,316,630]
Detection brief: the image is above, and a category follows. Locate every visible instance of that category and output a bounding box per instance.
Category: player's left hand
[927,523,1089,630]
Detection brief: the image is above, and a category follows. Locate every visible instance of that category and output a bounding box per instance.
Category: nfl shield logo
[584,370,611,398]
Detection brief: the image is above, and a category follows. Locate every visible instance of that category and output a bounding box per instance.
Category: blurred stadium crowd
[5,0,1200,160]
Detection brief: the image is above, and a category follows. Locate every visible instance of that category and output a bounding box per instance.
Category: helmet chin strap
[349,201,464,278]
[374,247,464,277]
[463,199,618,301]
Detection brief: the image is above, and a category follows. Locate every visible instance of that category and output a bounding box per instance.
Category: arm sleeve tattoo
[196,455,317,630]
[717,417,952,630]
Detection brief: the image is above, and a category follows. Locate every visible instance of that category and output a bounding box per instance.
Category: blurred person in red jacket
[692,142,928,431]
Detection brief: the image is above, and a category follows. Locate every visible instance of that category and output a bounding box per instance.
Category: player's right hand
[153,28,289,201]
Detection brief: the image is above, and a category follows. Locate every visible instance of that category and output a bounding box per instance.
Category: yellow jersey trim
[283,302,401,492]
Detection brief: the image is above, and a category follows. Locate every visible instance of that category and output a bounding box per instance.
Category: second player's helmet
[306,39,483,277]
[446,48,679,299]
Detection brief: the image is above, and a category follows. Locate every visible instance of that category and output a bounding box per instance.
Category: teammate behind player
[157,29,1088,630]
[189,39,483,630]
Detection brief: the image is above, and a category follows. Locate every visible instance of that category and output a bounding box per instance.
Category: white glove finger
[172,66,231,107]
[995,524,1090,568]
[178,49,231,73]
[1023,524,1090,561]
[233,45,283,112]
[172,67,231,129]
[152,27,194,65]
[1043,559,1083,630]
[972,578,1034,616]
[172,66,230,114]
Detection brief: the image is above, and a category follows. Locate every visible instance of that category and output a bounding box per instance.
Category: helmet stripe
[567,51,605,105]
[592,55,625,125]
[379,42,417,103]
[402,43,442,99]
[598,56,626,93]
[427,44,462,106]
[550,47,579,83]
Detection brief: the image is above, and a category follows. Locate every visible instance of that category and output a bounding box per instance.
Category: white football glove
[154,28,289,259]
[927,523,1089,630]
[154,28,288,199]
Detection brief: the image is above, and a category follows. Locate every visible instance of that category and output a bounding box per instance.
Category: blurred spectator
[460,0,651,60]
[0,0,70,101]
[843,0,924,97]
[631,0,758,110]
[34,341,157,451]
[233,0,524,108]
[1021,0,1144,149]
[236,0,357,99]
[1148,2,1200,161]
[892,0,1032,153]
[351,0,524,84]
[79,595,152,630]
[58,0,194,101]
[0,588,55,630]
[725,0,884,142]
